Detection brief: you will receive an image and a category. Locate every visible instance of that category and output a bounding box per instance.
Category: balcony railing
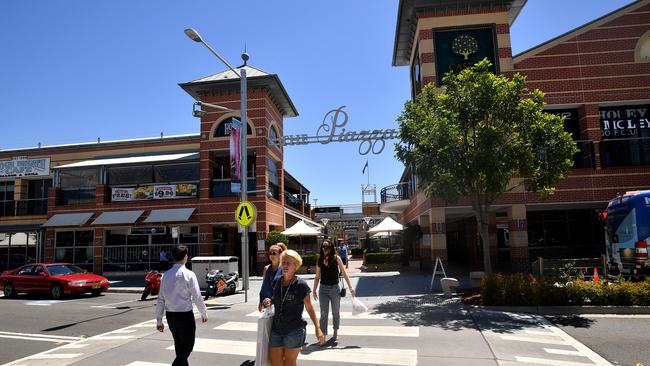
[284,192,302,211]
[59,189,96,205]
[212,178,256,197]
[381,182,412,204]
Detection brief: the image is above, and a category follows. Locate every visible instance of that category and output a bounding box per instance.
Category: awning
[92,210,144,225]
[53,152,199,169]
[42,212,94,227]
[144,208,195,223]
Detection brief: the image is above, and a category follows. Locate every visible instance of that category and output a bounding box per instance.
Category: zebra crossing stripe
[515,356,599,366]
[543,348,586,356]
[174,338,417,366]
[26,354,82,359]
[501,335,567,345]
[246,310,387,319]
[215,321,419,337]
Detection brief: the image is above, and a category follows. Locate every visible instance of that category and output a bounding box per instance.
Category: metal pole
[240,67,249,303]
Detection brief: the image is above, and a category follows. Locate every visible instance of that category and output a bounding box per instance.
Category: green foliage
[350,248,365,256]
[301,253,319,267]
[396,59,578,273]
[552,260,577,282]
[265,231,288,248]
[364,253,402,265]
[481,274,650,306]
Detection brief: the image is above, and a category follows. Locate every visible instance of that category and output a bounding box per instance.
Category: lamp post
[185,28,251,302]
[321,218,329,238]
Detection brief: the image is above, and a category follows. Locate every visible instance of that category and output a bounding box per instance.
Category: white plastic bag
[255,305,274,365]
[351,296,368,315]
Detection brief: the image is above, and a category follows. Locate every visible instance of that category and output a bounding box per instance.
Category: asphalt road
[548,314,650,365]
[0,292,156,364]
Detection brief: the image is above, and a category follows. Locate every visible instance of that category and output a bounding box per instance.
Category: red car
[0,263,110,300]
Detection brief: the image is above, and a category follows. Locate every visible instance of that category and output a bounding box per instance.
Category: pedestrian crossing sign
[236,201,256,227]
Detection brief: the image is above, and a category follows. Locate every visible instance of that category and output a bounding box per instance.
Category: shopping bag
[255,305,274,365]
[351,296,368,315]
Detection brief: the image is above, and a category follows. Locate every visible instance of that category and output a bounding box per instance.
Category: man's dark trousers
[166,311,196,366]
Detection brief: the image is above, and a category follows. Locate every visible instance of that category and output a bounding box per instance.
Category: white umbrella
[281,220,322,252]
[371,231,390,238]
[281,220,322,236]
[368,216,403,233]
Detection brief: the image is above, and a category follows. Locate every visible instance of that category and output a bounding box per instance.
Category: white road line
[0,331,82,341]
[93,335,134,340]
[59,344,89,349]
[501,335,567,345]
[106,329,137,334]
[544,348,587,356]
[0,334,78,343]
[215,322,419,337]
[525,330,562,336]
[179,338,418,366]
[26,354,82,359]
[516,356,599,366]
[246,310,387,319]
[91,299,142,308]
[539,322,613,366]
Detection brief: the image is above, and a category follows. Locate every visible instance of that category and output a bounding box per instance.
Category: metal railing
[103,244,200,272]
[531,256,606,278]
[284,192,302,211]
[380,182,412,204]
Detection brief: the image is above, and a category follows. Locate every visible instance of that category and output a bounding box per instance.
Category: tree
[265,231,288,249]
[395,59,577,274]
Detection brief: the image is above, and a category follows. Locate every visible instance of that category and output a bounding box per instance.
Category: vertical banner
[230,118,242,193]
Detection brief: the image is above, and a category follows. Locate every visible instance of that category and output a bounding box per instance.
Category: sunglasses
[322,245,330,249]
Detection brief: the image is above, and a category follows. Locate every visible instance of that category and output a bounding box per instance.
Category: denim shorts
[269,327,306,349]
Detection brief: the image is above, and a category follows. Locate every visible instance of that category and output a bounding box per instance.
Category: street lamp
[321,218,329,238]
[185,28,251,302]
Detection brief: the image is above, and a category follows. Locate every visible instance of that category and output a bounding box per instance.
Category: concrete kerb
[475,305,650,315]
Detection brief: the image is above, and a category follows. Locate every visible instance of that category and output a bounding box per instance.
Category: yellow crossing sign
[236,201,256,227]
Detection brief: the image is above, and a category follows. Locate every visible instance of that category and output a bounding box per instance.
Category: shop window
[0,181,15,216]
[600,104,650,167]
[56,231,75,247]
[54,230,93,267]
[106,229,128,246]
[75,230,93,247]
[107,166,153,186]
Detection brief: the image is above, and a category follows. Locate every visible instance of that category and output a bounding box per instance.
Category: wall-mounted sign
[0,157,50,178]
[434,27,498,85]
[279,107,399,155]
[130,227,166,235]
[111,184,197,202]
[600,105,650,139]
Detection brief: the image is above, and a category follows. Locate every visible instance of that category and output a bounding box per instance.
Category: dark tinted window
[46,264,85,275]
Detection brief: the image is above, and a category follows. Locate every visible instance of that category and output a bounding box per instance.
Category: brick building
[386,0,650,271]
[0,65,316,275]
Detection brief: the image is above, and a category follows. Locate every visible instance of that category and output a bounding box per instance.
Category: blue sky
[0,0,636,206]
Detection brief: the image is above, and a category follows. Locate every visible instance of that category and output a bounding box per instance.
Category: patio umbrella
[368,217,403,250]
[281,220,322,251]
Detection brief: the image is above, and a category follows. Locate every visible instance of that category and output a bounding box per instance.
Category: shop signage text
[279,107,399,155]
[600,105,650,139]
[111,184,198,202]
[0,157,50,178]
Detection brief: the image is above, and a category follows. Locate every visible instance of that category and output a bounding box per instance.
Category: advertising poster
[111,188,134,201]
[175,183,197,198]
[154,185,176,199]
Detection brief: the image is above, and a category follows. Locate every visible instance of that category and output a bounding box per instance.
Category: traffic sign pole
[240,67,249,303]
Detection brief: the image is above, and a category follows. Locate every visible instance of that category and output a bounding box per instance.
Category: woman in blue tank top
[258,243,286,312]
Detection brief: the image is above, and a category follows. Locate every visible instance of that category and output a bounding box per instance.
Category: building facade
[387,0,650,271]
[0,65,313,275]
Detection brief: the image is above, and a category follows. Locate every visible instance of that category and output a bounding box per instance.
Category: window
[59,168,100,189]
[0,181,15,201]
[28,179,52,199]
[108,166,153,186]
[268,158,279,200]
[213,117,253,138]
[600,104,650,167]
[54,230,93,267]
[154,163,199,183]
[17,265,34,275]
[411,47,421,97]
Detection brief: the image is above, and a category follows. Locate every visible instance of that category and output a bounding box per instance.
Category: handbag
[255,305,274,366]
[339,275,346,297]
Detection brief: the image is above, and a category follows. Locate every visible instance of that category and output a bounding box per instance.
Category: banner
[0,157,50,178]
[230,118,242,193]
[111,184,196,201]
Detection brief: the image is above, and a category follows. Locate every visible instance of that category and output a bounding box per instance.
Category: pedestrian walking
[259,243,287,312]
[262,249,325,365]
[155,245,208,366]
[337,239,350,269]
[159,248,169,271]
[313,239,355,342]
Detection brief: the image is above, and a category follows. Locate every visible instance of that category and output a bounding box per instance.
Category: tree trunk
[475,207,492,275]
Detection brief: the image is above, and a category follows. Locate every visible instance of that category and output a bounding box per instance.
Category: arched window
[269,125,280,146]
[635,31,650,63]
[213,117,253,138]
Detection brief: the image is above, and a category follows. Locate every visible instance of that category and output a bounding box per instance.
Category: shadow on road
[545,315,596,328]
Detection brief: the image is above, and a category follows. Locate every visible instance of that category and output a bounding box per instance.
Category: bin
[190,256,239,290]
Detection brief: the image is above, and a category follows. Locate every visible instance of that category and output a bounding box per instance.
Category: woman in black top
[262,249,324,365]
[312,240,355,341]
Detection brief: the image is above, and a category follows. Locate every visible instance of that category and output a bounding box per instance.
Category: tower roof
[392,0,527,66]
[179,65,298,117]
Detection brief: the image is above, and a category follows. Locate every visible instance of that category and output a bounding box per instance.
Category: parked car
[0,263,110,300]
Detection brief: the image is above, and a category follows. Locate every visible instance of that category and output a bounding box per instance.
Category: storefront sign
[434,27,498,86]
[0,157,50,178]
[130,227,166,235]
[280,107,400,155]
[600,105,650,139]
[111,184,197,202]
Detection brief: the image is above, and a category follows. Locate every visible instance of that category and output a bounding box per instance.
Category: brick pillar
[417,214,430,261]
[96,185,108,206]
[93,228,104,275]
[47,187,59,209]
[508,204,529,272]
[429,208,448,267]
[199,223,213,256]
[44,229,55,262]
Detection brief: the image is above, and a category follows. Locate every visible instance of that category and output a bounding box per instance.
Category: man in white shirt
[155,245,208,366]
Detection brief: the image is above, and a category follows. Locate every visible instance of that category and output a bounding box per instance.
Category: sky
[0,0,637,206]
